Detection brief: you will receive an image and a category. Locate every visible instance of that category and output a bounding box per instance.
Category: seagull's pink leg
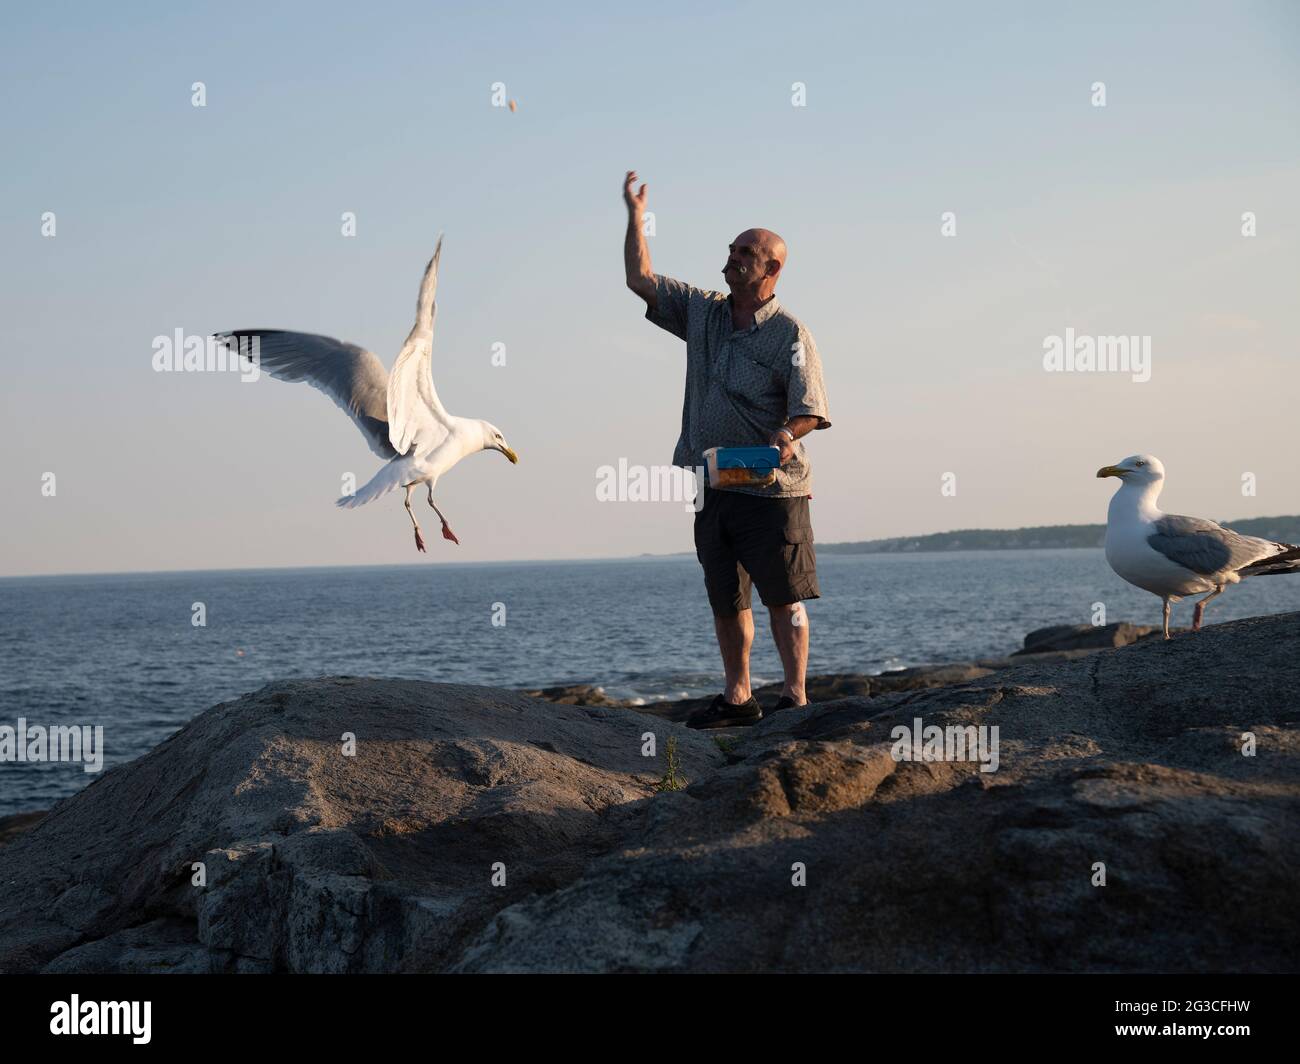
[404,485,427,553]
[1192,585,1224,632]
[428,491,459,546]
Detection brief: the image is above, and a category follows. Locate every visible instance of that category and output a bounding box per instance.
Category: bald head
[722,228,787,298]
[740,228,787,268]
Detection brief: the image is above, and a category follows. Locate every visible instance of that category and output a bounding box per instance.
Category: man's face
[722,234,765,287]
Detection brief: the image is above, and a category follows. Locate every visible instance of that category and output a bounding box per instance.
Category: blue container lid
[713,445,780,470]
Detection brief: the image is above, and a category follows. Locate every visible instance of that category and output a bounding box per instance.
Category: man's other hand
[769,429,796,465]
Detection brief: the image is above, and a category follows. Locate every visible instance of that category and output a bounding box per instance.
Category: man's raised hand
[624,170,648,214]
[622,170,655,308]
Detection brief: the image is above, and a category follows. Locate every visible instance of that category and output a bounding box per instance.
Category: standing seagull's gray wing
[213,330,397,459]
[1148,513,1290,575]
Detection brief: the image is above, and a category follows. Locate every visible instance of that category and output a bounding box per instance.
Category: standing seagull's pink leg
[1192,585,1224,632]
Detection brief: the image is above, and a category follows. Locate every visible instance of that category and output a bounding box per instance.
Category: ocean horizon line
[0,544,1109,583]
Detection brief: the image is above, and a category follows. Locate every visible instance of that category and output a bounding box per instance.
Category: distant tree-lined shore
[819,516,1300,554]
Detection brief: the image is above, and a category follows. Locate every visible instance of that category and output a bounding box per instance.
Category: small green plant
[712,735,736,754]
[654,736,685,793]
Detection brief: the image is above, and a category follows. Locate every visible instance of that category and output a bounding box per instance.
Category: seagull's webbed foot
[414,527,427,553]
[427,494,459,545]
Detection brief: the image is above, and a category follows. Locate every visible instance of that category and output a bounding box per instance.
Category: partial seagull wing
[214,330,397,459]
[1240,542,1300,576]
[387,236,452,456]
[1148,514,1288,576]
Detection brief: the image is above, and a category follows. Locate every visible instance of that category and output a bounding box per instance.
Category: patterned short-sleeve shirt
[645,274,831,497]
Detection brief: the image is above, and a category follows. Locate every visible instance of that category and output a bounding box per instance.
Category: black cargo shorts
[693,488,820,616]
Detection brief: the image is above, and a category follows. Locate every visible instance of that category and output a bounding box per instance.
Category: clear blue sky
[1,1,1297,576]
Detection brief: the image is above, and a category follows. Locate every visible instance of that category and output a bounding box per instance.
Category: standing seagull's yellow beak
[1096,465,1126,479]
[502,446,519,465]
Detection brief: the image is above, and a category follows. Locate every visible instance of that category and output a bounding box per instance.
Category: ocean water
[1,548,1297,816]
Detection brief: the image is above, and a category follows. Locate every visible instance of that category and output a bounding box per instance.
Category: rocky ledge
[1,614,1296,973]
[521,620,1177,721]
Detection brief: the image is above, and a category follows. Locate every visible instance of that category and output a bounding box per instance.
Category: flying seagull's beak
[1096,465,1126,479]
[502,446,519,465]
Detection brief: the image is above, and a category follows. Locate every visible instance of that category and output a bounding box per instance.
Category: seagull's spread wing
[214,330,397,459]
[1148,514,1285,575]
[387,237,452,456]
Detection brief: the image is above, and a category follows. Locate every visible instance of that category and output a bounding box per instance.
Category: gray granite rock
[1013,621,1168,655]
[3,615,1297,973]
[0,679,721,974]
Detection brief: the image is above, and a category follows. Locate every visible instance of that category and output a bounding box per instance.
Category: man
[622,170,832,729]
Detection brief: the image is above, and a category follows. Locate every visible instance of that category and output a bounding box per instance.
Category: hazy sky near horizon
[1,1,1297,577]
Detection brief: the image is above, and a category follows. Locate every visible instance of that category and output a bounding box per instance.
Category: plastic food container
[704,445,781,488]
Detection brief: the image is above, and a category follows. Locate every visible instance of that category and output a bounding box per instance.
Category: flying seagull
[215,237,518,553]
[1097,454,1300,638]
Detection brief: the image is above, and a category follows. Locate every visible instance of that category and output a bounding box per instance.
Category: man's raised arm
[623,170,656,310]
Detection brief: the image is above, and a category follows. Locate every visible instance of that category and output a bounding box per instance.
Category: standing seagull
[215,237,518,552]
[1097,454,1300,638]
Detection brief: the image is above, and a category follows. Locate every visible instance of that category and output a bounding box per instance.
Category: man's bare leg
[713,609,754,704]
[769,602,809,704]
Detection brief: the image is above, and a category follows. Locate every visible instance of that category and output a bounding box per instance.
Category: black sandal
[686,694,763,729]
